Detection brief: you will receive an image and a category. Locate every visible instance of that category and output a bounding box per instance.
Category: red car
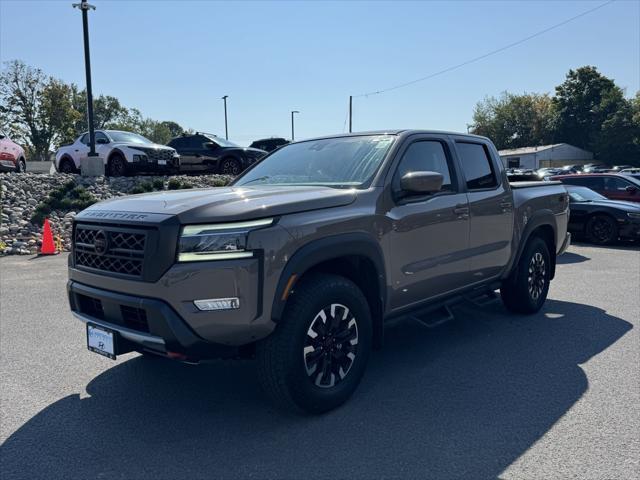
[549,173,640,203]
[0,132,26,172]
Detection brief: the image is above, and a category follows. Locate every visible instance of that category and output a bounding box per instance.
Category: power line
[353,0,616,98]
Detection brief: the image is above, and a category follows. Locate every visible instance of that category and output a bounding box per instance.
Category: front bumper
[68,281,246,360]
[129,157,179,173]
[68,252,276,348]
[0,160,17,172]
[558,232,571,255]
[619,220,640,240]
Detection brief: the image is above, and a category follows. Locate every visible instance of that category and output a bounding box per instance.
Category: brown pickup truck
[68,130,570,413]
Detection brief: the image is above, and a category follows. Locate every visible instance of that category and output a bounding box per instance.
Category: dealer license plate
[87,324,116,360]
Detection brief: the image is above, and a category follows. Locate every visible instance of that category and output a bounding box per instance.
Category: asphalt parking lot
[1,243,638,479]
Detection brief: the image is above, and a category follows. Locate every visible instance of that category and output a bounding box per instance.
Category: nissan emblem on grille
[93,230,108,255]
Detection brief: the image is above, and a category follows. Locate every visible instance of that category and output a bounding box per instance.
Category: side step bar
[410,305,455,329]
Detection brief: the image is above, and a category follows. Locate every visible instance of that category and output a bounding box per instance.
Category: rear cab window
[456,142,498,190]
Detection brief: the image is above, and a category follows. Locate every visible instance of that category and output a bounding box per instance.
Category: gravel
[0,173,232,255]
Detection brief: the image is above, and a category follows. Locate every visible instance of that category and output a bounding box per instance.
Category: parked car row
[563,185,640,244]
[50,129,277,176]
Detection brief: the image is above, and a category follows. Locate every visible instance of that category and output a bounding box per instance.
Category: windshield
[107,131,154,145]
[567,186,607,202]
[235,135,395,188]
[206,136,239,148]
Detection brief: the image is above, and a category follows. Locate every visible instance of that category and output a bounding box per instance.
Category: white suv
[54,130,180,176]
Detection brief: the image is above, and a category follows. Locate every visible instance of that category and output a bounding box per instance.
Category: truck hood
[82,185,357,223]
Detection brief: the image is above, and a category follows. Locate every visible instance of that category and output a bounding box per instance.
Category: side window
[604,177,631,192]
[572,177,605,190]
[456,142,498,190]
[80,133,90,145]
[182,137,200,149]
[396,141,455,191]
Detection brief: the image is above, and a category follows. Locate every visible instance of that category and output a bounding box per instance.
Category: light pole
[291,110,300,141]
[221,95,229,140]
[349,96,353,133]
[73,0,98,157]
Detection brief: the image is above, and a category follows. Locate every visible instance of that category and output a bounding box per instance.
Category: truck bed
[510,180,562,189]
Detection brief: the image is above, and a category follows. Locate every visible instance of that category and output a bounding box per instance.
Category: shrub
[30,181,96,225]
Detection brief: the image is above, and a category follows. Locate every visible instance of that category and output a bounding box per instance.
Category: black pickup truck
[68,130,570,413]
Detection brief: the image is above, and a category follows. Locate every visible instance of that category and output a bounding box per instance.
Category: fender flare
[271,233,387,322]
[506,209,558,280]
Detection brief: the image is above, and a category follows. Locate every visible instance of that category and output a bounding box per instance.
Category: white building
[498,143,593,170]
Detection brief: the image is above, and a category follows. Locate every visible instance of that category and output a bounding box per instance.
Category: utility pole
[291,110,300,141]
[221,95,229,140]
[73,0,98,157]
[349,96,353,133]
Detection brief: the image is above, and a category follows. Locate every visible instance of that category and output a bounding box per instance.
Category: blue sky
[1,0,638,145]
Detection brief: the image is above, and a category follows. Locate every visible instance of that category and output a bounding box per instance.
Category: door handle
[499,201,513,211]
[453,204,469,217]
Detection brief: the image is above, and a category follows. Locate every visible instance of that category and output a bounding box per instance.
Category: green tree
[71,87,129,133]
[0,60,78,160]
[472,92,556,150]
[553,66,639,163]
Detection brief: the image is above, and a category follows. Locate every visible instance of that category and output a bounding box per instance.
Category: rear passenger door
[453,138,514,280]
[387,135,471,310]
[603,176,639,202]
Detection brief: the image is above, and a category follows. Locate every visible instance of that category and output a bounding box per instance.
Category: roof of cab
[296,130,490,143]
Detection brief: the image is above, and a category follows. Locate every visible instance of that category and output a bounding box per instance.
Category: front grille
[146,149,174,161]
[74,225,147,278]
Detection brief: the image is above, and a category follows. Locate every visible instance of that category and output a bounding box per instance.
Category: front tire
[15,159,26,173]
[256,273,372,414]
[500,236,551,314]
[220,157,241,176]
[59,158,76,174]
[109,154,127,177]
[586,214,618,245]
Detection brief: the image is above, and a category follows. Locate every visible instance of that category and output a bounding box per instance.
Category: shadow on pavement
[556,251,590,264]
[0,300,632,480]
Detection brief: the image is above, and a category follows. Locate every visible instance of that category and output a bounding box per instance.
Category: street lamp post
[291,110,300,141]
[221,95,229,140]
[73,0,98,157]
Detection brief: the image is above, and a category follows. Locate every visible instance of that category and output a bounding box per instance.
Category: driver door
[386,135,471,311]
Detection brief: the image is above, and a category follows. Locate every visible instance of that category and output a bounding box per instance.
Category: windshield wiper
[240,175,271,186]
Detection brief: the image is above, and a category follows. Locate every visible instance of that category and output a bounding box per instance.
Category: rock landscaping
[0,173,232,255]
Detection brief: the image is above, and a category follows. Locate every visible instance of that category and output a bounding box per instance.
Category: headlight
[178,218,273,262]
[627,212,640,220]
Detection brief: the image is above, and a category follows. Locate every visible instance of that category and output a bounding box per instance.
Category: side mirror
[204,142,217,150]
[96,138,109,145]
[626,185,638,194]
[400,171,444,195]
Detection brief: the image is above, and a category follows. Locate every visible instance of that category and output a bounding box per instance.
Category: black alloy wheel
[303,303,359,388]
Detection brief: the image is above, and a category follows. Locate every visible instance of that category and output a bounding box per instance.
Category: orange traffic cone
[39,218,58,255]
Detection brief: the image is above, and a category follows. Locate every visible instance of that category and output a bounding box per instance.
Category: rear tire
[501,236,551,314]
[256,273,372,414]
[109,154,127,177]
[586,214,618,245]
